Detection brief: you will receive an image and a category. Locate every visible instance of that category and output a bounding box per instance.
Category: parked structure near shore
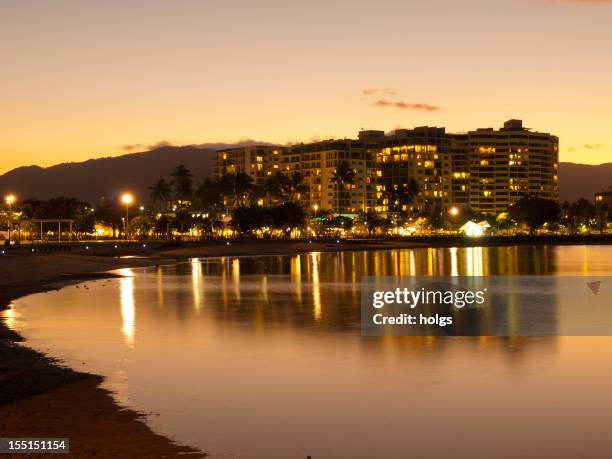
[214,119,559,216]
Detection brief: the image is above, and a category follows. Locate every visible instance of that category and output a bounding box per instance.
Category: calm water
[4,246,612,458]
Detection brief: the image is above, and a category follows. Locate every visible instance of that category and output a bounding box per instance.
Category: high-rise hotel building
[366,120,558,215]
[212,120,559,216]
[213,145,288,186]
[289,139,376,214]
[213,140,375,213]
[366,127,453,213]
[462,119,558,214]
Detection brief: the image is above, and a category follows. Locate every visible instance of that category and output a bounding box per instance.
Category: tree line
[4,162,610,238]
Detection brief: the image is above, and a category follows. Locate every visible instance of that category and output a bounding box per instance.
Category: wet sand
[0,376,206,458]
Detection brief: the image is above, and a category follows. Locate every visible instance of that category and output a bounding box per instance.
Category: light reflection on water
[5,245,612,459]
[119,268,136,348]
[2,303,17,329]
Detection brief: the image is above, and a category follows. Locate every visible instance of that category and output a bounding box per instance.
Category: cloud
[121,139,283,153]
[360,88,439,111]
[583,143,605,150]
[149,141,173,150]
[193,139,280,150]
[121,143,145,151]
[362,88,396,96]
[372,99,441,112]
[121,141,173,152]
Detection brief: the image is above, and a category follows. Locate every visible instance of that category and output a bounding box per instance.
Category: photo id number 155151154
[0,438,69,454]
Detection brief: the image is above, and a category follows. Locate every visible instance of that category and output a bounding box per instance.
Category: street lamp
[448,206,461,236]
[121,193,134,239]
[4,194,16,245]
[313,203,319,218]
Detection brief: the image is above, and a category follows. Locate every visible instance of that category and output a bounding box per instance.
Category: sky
[1,0,611,173]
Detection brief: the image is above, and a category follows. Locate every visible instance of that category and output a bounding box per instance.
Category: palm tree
[269,202,307,237]
[195,177,224,215]
[264,171,307,204]
[358,210,385,236]
[331,161,356,214]
[149,178,172,210]
[287,172,308,202]
[170,164,194,201]
[404,178,420,207]
[383,178,420,218]
[218,173,254,208]
[234,172,255,206]
[264,172,289,203]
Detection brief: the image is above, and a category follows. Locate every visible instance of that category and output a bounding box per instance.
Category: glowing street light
[313,203,319,218]
[448,206,461,236]
[121,193,134,239]
[121,193,134,206]
[4,194,16,245]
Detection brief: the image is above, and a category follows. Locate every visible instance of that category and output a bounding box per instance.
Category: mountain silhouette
[558,162,612,203]
[0,146,216,205]
[0,147,610,205]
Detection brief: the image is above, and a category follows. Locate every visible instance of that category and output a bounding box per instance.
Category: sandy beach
[1,236,611,457]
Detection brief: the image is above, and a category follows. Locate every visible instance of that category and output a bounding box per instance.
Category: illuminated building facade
[213,145,288,185]
[289,139,376,214]
[465,120,558,214]
[213,120,559,216]
[369,127,453,213]
[449,133,470,208]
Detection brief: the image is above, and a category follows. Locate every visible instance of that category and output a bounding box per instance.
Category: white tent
[459,220,491,237]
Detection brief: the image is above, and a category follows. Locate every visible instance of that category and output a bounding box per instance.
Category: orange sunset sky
[1,0,611,174]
